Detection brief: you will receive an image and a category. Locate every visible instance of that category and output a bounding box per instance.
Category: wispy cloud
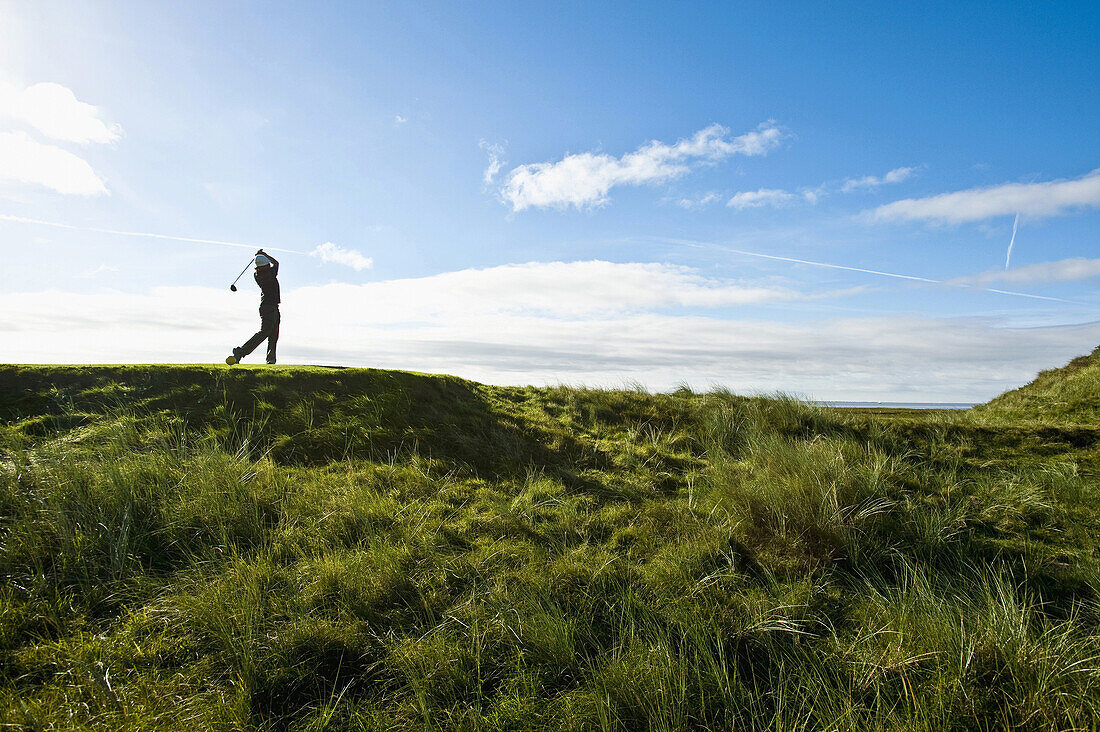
[841,166,917,192]
[727,188,795,210]
[358,260,802,314]
[0,81,121,144]
[720,165,917,213]
[0,130,108,195]
[951,257,1100,286]
[500,122,784,211]
[670,191,722,209]
[310,242,374,271]
[479,140,505,184]
[76,264,118,278]
[394,115,407,125]
[800,185,827,205]
[870,168,1100,224]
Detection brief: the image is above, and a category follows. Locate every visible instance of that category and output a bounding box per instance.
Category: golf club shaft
[230,260,252,288]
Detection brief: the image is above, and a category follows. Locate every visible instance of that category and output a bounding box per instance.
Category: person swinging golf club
[226,249,280,364]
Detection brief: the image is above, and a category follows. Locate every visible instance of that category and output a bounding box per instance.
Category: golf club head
[230,284,237,292]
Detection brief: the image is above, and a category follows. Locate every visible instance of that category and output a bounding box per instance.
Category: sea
[815,402,976,410]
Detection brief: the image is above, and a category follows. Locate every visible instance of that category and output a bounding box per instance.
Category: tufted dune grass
[972,345,1100,427]
[1,364,1099,730]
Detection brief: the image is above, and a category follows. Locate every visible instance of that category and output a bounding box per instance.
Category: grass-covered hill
[973,345,1100,426]
[2,364,1099,730]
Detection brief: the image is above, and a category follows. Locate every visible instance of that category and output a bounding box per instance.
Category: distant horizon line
[816,400,977,409]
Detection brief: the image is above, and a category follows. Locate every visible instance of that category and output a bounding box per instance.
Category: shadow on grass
[0,365,611,487]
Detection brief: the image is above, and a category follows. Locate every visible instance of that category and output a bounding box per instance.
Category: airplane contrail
[0,213,305,254]
[721,247,940,283]
[721,246,1076,303]
[657,236,1080,305]
[1004,213,1019,270]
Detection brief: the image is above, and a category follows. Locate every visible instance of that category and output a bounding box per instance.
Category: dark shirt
[255,260,280,312]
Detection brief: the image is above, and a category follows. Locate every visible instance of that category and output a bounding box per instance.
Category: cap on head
[254,254,271,268]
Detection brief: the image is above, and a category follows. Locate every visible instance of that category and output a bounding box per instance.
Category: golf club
[229,259,253,291]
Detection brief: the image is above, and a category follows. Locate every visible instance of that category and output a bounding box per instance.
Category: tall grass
[974,344,1100,425]
[2,366,1098,729]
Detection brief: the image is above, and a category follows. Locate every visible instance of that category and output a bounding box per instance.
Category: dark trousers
[240,308,280,363]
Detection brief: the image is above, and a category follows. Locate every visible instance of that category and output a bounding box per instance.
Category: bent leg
[240,309,277,358]
[239,329,266,357]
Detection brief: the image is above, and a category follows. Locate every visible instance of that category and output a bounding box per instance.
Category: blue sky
[1,1,1098,400]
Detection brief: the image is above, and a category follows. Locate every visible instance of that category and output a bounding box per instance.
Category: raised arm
[257,249,279,275]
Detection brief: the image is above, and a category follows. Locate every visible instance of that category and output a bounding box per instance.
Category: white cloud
[304,261,800,319]
[800,185,827,205]
[77,264,118,278]
[310,242,374,271]
[870,168,1100,224]
[671,191,722,209]
[0,81,121,144]
[953,257,1100,286]
[0,130,108,195]
[1,266,1096,402]
[479,140,505,184]
[500,122,784,211]
[674,165,913,213]
[727,188,794,210]
[394,115,407,125]
[0,81,119,196]
[841,166,916,193]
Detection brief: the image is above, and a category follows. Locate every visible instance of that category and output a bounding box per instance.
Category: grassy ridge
[974,345,1100,425]
[2,365,1099,730]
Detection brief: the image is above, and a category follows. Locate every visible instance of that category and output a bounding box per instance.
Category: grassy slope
[1,365,1099,730]
[974,345,1100,425]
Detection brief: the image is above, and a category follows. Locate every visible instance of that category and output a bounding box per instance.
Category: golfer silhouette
[227,250,280,364]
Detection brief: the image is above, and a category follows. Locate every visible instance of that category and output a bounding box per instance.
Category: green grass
[1,363,1099,730]
[974,345,1100,426]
